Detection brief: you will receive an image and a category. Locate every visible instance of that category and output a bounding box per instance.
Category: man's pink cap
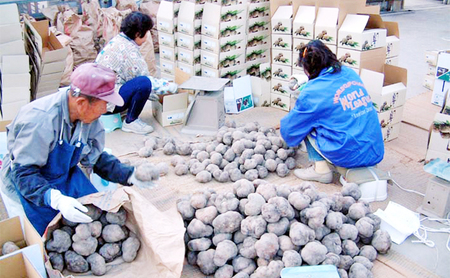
[70,63,124,106]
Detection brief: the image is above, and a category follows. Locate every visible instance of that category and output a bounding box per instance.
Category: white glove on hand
[49,189,93,223]
[127,170,157,189]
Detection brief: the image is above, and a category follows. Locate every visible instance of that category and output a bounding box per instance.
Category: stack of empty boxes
[426,50,450,107]
[384,21,400,66]
[23,19,68,99]
[292,5,315,75]
[201,2,247,79]
[0,4,30,123]
[176,1,202,77]
[337,13,387,74]
[270,5,292,112]
[157,0,177,80]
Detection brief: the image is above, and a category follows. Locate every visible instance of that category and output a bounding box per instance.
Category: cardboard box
[39,72,63,83]
[195,4,204,20]
[271,6,293,34]
[381,122,400,142]
[220,19,246,38]
[425,50,439,66]
[41,60,65,75]
[201,65,245,80]
[157,1,175,34]
[248,16,271,34]
[431,79,450,107]
[378,105,404,127]
[0,24,22,44]
[360,64,407,112]
[272,64,292,82]
[220,4,247,22]
[270,92,291,111]
[246,45,270,62]
[1,87,30,104]
[337,46,386,73]
[158,32,175,48]
[178,48,200,65]
[423,75,435,91]
[160,60,176,75]
[1,55,29,74]
[178,1,195,35]
[272,34,292,50]
[427,113,450,156]
[247,31,270,48]
[248,2,270,19]
[293,38,310,54]
[177,33,201,50]
[224,75,254,114]
[251,75,270,107]
[0,99,28,121]
[1,73,31,88]
[201,49,245,69]
[160,45,176,62]
[385,56,399,66]
[259,62,272,82]
[338,14,387,51]
[271,79,293,96]
[315,7,339,45]
[0,215,45,278]
[202,34,246,53]
[426,64,437,76]
[151,92,188,127]
[201,3,222,38]
[0,252,43,278]
[246,58,269,77]
[293,5,315,40]
[272,49,292,66]
[177,62,202,76]
[0,4,20,25]
[385,21,400,58]
[30,20,68,64]
[0,40,25,61]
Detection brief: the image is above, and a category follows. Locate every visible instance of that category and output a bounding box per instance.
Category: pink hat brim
[98,91,124,107]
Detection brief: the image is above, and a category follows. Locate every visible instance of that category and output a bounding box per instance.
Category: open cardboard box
[0,252,43,278]
[360,64,407,113]
[271,6,293,35]
[224,75,254,114]
[385,21,400,58]
[338,14,387,51]
[178,1,195,35]
[315,7,339,45]
[337,46,386,73]
[426,112,450,161]
[157,0,175,34]
[0,215,46,278]
[293,5,315,40]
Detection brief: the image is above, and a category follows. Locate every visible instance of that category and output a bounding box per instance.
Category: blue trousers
[112,76,152,123]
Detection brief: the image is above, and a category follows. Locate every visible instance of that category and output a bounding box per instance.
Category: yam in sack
[70,25,97,67]
[44,187,185,278]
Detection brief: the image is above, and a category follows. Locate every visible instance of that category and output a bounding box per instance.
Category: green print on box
[246,49,267,61]
[221,10,243,22]
[294,26,310,37]
[221,40,242,52]
[249,7,268,18]
[222,69,243,79]
[237,95,253,112]
[220,25,242,37]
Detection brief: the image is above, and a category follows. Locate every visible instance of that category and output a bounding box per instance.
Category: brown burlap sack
[139,0,160,53]
[70,25,97,67]
[81,0,102,39]
[139,31,157,76]
[100,7,132,44]
[54,32,74,86]
[116,0,138,11]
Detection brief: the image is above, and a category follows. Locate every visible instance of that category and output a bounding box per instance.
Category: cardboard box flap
[162,93,188,111]
[365,13,385,29]
[0,252,43,278]
[384,64,407,87]
[295,6,316,23]
[316,7,339,26]
[384,21,400,38]
[0,216,25,248]
[340,14,369,33]
[360,69,384,93]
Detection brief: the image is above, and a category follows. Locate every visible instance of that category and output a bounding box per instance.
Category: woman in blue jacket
[280,40,384,184]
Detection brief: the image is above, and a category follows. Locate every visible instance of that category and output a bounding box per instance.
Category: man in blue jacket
[281,40,384,184]
[1,63,150,234]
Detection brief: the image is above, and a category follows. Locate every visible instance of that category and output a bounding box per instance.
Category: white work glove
[127,170,157,189]
[289,74,309,91]
[49,189,93,223]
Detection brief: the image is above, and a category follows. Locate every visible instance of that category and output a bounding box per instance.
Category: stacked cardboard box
[426,112,450,162]
[384,21,400,66]
[175,1,202,77]
[270,5,293,112]
[292,5,315,74]
[360,64,407,142]
[23,19,68,99]
[201,2,248,79]
[157,0,177,80]
[0,4,29,122]
[337,14,387,74]
[428,51,450,107]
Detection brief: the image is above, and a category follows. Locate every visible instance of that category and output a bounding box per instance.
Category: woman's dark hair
[121,11,153,40]
[298,40,341,80]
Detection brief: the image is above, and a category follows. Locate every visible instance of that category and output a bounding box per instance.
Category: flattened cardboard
[178,1,195,35]
[271,6,293,34]
[151,92,188,127]
[157,1,175,34]
[338,14,387,51]
[0,252,43,278]
[315,7,339,45]
[248,16,271,34]
[337,46,386,73]
[0,4,20,25]
[272,64,292,81]
[272,34,292,50]
[271,92,291,111]
[248,2,270,19]
[272,49,292,66]
[158,32,175,48]
[247,31,270,48]
[0,24,22,44]
[360,64,407,112]
[293,5,316,40]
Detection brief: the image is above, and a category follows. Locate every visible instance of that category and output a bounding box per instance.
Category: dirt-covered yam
[122,237,140,262]
[163,142,176,155]
[267,217,289,236]
[300,241,328,265]
[99,243,121,263]
[348,203,369,220]
[195,206,218,225]
[215,264,234,278]
[288,192,311,211]
[342,183,362,200]
[342,239,360,257]
[289,222,315,246]
[102,224,127,243]
[244,193,266,216]
[106,207,127,226]
[196,171,213,183]
[240,215,267,238]
[233,179,255,198]
[276,163,289,177]
[284,157,297,170]
[213,233,233,246]
[232,256,256,275]
[359,245,378,261]
[349,262,372,278]
[212,211,243,234]
[2,241,20,255]
[84,205,102,221]
[322,252,340,266]
[175,164,189,175]
[46,229,72,253]
[88,221,102,238]
[72,224,91,241]
[371,230,391,254]
[244,169,259,181]
[177,199,195,220]
[72,236,98,256]
[197,249,217,275]
[187,219,214,239]
[239,237,257,259]
[321,233,342,255]
[49,252,64,272]
[264,159,277,172]
[65,250,89,273]
[176,143,192,155]
[87,253,106,276]
[339,224,359,241]
[138,146,153,158]
[326,211,344,230]
[214,240,238,267]
[191,192,208,209]
[353,255,373,270]
[282,250,302,267]
[254,233,279,260]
